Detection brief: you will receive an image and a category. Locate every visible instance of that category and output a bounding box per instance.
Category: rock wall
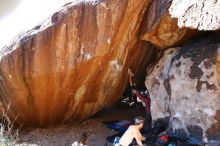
[146,35,220,143]
[0,0,154,127]
[169,0,220,30]
[0,0,219,134]
[140,0,199,49]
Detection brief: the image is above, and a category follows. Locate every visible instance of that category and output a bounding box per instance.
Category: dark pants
[143,112,152,134]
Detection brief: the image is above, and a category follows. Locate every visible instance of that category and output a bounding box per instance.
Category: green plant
[0,104,19,146]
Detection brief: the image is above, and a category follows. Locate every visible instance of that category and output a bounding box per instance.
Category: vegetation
[0,105,19,146]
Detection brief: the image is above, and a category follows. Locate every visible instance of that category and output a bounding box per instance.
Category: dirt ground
[16,103,139,146]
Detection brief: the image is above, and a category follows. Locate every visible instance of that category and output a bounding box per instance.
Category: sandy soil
[16,103,140,146]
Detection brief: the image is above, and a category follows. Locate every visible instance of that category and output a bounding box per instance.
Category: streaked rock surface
[0,0,153,126]
[140,0,198,48]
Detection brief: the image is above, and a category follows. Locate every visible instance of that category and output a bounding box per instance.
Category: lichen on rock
[169,0,220,30]
[146,35,220,142]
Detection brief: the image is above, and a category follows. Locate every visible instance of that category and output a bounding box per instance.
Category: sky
[0,0,78,49]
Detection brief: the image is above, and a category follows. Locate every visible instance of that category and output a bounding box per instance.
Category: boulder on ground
[169,0,220,30]
[0,0,154,127]
[140,0,199,48]
[146,35,220,142]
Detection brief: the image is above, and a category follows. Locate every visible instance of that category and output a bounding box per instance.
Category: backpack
[155,134,170,146]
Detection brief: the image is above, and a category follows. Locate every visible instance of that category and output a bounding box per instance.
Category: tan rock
[140,0,199,48]
[0,0,153,126]
[146,35,220,142]
[169,0,220,30]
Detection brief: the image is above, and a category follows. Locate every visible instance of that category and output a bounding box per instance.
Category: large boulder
[146,35,220,143]
[0,0,154,127]
[140,0,199,48]
[169,0,220,30]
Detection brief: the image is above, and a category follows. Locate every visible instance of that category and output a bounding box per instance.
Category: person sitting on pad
[114,116,146,146]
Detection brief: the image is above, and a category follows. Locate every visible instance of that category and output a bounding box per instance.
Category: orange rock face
[0,0,153,127]
[140,0,199,48]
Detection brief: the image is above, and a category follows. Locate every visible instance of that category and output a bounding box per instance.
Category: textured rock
[146,35,220,142]
[0,0,153,127]
[169,0,220,30]
[140,0,198,48]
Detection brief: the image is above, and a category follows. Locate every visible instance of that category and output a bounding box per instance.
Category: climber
[132,88,152,134]
[114,116,146,146]
[121,68,144,106]
[123,68,152,134]
[128,68,137,88]
[121,68,138,106]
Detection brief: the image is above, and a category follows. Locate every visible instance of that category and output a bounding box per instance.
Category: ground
[16,103,139,146]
